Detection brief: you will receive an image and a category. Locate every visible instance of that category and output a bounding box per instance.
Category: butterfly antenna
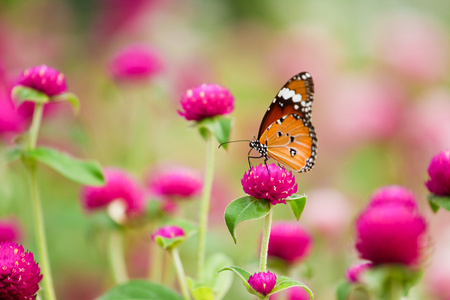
[218,139,251,149]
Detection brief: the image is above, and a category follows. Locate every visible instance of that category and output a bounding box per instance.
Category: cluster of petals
[267,222,313,265]
[368,185,418,211]
[248,271,277,296]
[16,65,67,97]
[147,166,203,199]
[178,83,234,121]
[0,242,42,300]
[269,286,310,300]
[81,167,146,217]
[151,225,184,240]
[108,44,163,81]
[0,219,22,243]
[426,149,450,196]
[241,164,297,205]
[355,191,427,266]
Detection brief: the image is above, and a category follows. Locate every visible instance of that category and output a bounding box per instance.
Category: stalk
[170,248,192,300]
[259,206,273,272]
[107,229,128,284]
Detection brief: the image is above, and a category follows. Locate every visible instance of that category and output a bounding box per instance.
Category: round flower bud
[355,204,427,266]
[0,242,42,300]
[267,222,313,265]
[241,164,297,205]
[147,166,202,199]
[108,44,163,82]
[426,150,450,196]
[0,219,22,242]
[16,65,67,97]
[178,83,234,121]
[368,185,418,211]
[151,226,185,241]
[248,271,277,296]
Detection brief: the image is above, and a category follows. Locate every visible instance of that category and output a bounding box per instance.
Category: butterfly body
[249,72,317,173]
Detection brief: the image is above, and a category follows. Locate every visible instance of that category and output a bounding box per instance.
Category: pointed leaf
[96,279,183,300]
[218,266,260,297]
[11,85,49,105]
[268,276,313,299]
[197,116,233,149]
[286,194,306,221]
[51,92,80,113]
[428,194,450,212]
[154,235,185,250]
[224,196,271,243]
[336,280,352,300]
[27,146,105,186]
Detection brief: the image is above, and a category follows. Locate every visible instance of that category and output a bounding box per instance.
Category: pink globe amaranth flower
[241,164,297,205]
[147,166,202,199]
[151,226,184,241]
[369,185,418,211]
[108,44,163,82]
[346,262,372,283]
[426,150,450,197]
[248,271,277,296]
[267,222,313,265]
[0,242,42,300]
[269,286,310,300]
[16,65,67,97]
[178,83,234,121]
[81,167,146,217]
[0,219,22,243]
[355,204,427,266]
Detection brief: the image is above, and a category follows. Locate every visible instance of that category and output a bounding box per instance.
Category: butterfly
[248,72,317,173]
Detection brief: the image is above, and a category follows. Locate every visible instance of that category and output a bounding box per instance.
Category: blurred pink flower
[355,204,427,266]
[81,167,146,218]
[178,83,234,121]
[0,242,42,300]
[241,164,297,205]
[248,271,277,297]
[108,44,163,82]
[426,150,450,196]
[302,188,352,237]
[16,65,67,97]
[346,262,372,283]
[374,12,449,82]
[151,225,184,240]
[368,185,418,211]
[269,286,311,300]
[0,219,22,243]
[267,222,313,265]
[147,166,202,200]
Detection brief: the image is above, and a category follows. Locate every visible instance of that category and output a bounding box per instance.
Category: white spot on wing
[292,94,302,103]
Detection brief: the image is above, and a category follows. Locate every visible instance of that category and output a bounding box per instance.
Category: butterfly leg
[264,158,271,177]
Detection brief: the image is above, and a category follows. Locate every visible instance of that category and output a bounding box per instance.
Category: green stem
[149,240,163,282]
[196,133,216,282]
[108,230,128,284]
[388,277,402,300]
[259,206,273,272]
[26,167,56,300]
[28,103,44,150]
[170,248,192,300]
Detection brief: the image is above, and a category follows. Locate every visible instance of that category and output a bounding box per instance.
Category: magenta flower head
[108,44,163,82]
[355,204,427,266]
[178,83,234,121]
[16,65,67,97]
[147,166,203,199]
[346,262,372,283]
[0,219,22,243]
[242,164,297,205]
[267,222,313,265]
[269,286,311,300]
[151,226,185,241]
[81,167,145,219]
[248,271,277,296]
[0,242,42,300]
[368,185,418,211]
[426,150,450,196]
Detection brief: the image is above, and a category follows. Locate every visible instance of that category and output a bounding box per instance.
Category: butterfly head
[249,139,269,161]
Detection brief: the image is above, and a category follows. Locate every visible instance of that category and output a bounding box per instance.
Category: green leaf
[197,116,233,149]
[204,253,233,300]
[11,85,49,105]
[336,281,352,300]
[187,278,215,300]
[218,266,260,297]
[4,147,22,163]
[51,92,80,113]
[286,194,306,221]
[268,276,313,299]
[428,194,450,212]
[224,196,271,243]
[26,146,105,186]
[154,235,185,250]
[96,279,183,300]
